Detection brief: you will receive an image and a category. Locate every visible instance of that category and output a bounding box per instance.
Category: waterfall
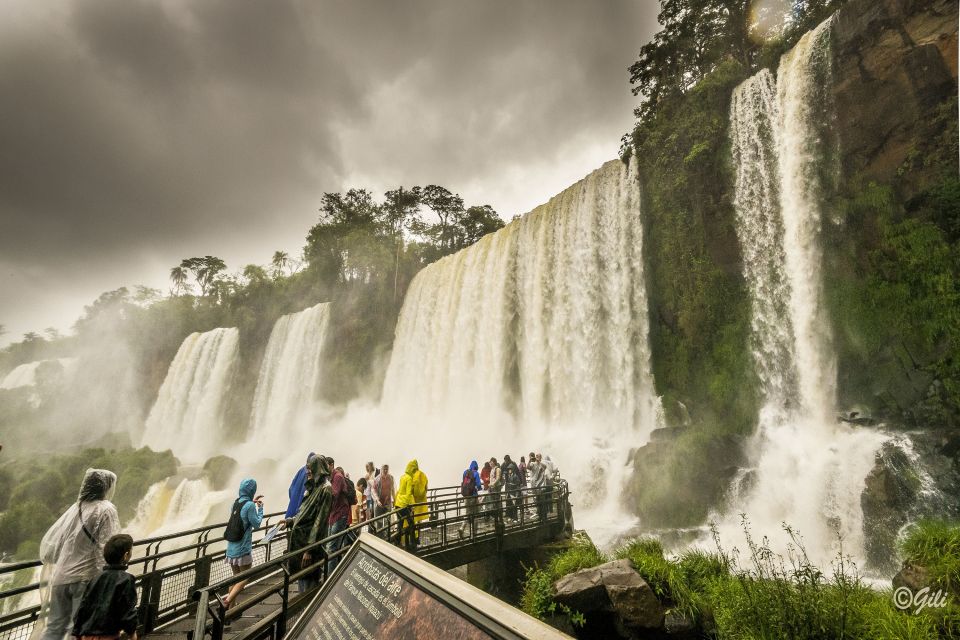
[0,358,78,390]
[126,477,226,540]
[248,302,332,452]
[0,358,78,408]
[382,158,661,525]
[724,18,887,563]
[141,328,239,462]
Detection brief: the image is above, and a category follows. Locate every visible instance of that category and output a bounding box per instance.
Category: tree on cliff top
[630,0,846,126]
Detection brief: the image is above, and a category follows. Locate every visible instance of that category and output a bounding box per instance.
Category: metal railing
[0,510,288,640]
[0,479,571,640]
[191,480,571,640]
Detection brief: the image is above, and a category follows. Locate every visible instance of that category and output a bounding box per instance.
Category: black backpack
[224,499,246,542]
[461,470,477,497]
[342,475,358,506]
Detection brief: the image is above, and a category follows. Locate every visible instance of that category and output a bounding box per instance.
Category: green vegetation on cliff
[0,447,177,559]
[824,97,960,427]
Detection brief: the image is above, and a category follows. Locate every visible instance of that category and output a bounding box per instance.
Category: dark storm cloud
[0,0,658,343]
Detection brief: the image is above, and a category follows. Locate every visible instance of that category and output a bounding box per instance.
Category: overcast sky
[0,1,659,346]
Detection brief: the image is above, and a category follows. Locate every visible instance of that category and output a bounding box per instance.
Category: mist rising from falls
[141,328,239,463]
[724,18,887,564]
[248,302,332,455]
[381,158,661,530]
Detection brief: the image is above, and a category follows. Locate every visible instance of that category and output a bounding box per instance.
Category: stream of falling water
[247,302,332,456]
[370,157,662,544]
[720,17,888,566]
[141,328,239,463]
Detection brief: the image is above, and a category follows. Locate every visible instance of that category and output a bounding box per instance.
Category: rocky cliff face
[832,0,957,197]
[825,0,958,427]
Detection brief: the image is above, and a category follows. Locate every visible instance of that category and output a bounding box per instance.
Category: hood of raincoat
[405,460,418,476]
[308,454,331,481]
[238,478,257,501]
[470,460,478,472]
[306,451,316,464]
[78,469,117,502]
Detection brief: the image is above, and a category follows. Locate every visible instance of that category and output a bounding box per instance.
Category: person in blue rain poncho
[285,452,316,518]
[223,478,264,609]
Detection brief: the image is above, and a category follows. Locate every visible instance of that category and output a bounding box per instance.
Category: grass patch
[899,519,960,593]
[522,521,960,638]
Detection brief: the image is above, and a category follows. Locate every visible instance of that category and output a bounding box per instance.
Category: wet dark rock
[202,455,238,491]
[861,443,920,571]
[664,610,699,639]
[893,562,932,593]
[553,559,665,639]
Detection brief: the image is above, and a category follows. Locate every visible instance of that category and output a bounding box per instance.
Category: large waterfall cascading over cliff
[725,18,887,562]
[382,158,661,535]
[248,302,332,453]
[141,328,239,463]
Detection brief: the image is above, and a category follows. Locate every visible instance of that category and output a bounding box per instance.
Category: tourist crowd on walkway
[31,451,560,636]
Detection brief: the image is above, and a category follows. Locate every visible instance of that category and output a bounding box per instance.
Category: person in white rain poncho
[36,469,120,640]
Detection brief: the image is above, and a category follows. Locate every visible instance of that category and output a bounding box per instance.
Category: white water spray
[724,18,888,564]
[141,328,239,463]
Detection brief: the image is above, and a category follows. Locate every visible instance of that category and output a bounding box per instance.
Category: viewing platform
[0,480,573,640]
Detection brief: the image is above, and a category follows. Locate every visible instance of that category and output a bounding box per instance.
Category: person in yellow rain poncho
[410,460,429,524]
[395,460,428,549]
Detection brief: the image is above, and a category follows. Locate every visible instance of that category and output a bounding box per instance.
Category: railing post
[139,569,163,633]
[191,555,212,619]
[278,566,291,638]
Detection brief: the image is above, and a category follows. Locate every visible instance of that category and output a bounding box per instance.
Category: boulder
[202,455,238,491]
[664,610,699,640]
[553,566,607,614]
[893,562,932,593]
[602,559,664,631]
[861,442,920,571]
[553,559,665,638]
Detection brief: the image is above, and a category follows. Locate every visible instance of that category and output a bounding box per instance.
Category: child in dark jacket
[72,534,138,640]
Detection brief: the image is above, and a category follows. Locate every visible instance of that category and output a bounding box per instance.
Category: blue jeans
[326,517,349,575]
[41,581,88,640]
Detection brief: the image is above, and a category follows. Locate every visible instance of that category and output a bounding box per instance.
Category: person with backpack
[326,463,354,574]
[38,469,120,640]
[223,478,264,609]
[502,455,522,521]
[285,455,332,593]
[457,461,482,538]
